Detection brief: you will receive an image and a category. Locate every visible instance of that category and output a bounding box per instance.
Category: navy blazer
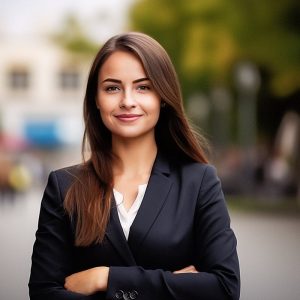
[29,153,240,300]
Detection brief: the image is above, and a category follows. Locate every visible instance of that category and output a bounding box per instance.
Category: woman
[29,32,240,300]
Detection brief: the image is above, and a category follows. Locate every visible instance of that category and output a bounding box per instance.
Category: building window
[8,68,30,90]
[59,70,80,90]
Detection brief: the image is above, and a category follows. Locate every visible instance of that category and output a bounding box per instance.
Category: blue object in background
[24,120,62,148]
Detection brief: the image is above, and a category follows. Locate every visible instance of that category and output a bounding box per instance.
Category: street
[0,189,299,300]
[231,210,300,299]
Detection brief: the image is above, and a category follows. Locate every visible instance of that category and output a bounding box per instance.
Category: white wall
[0,36,89,144]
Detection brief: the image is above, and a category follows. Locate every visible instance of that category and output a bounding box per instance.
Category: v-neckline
[113,183,148,213]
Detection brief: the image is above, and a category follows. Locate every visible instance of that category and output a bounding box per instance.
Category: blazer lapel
[128,153,172,256]
[105,200,136,265]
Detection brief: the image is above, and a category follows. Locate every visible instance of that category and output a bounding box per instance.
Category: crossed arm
[29,167,240,300]
[64,265,198,295]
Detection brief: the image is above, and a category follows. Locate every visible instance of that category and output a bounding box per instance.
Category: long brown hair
[64,32,209,246]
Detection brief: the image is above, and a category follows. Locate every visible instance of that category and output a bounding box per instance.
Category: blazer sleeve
[106,165,240,300]
[28,171,103,300]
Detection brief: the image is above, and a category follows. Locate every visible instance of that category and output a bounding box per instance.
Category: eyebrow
[101,77,150,84]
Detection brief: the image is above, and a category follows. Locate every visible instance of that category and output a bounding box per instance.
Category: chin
[112,129,155,140]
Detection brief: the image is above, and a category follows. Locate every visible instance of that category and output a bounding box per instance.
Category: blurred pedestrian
[29,32,240,300]
[0,156,15,201]
[8,161,32,193]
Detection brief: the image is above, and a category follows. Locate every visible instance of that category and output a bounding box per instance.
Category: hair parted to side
[64,32,209,246]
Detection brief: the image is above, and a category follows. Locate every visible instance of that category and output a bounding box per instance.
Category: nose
[119,89,136,109]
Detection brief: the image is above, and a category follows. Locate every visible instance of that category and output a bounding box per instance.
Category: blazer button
[129,290,138,299]
[115,290,124,299]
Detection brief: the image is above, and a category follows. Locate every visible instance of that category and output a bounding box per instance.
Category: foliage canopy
[130,0,300,97]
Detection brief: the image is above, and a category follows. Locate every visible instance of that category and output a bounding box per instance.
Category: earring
[161,101,166,108]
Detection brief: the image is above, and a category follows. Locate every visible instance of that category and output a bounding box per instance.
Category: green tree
[52,14,99,57]
[130,0,300,98]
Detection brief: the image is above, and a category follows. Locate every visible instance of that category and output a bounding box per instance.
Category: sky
[0,0,135,41]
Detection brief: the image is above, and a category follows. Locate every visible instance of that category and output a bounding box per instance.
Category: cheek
[151,102,161,120]
[97,97,113,118]
[99,109,111,127]
[99,111,114,133]
[143,96,161,114]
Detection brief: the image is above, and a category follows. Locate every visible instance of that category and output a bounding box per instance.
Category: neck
[112,135,157,178]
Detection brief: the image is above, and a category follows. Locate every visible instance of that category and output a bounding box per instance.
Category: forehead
[98,51,146,80]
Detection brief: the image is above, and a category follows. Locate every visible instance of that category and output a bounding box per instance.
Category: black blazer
[29,153,240,300]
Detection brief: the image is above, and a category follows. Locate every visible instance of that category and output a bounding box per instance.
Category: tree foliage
[129,0,300,97]
[52,14,99,57]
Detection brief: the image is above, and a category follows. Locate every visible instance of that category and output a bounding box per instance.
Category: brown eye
[105,86,120,92]
[137,85,150,91]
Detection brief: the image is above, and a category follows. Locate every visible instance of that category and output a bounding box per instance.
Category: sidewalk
[0,189,299,300]
[230,210,300,300]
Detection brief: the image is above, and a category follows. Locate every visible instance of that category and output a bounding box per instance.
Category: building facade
[0,35,91,149]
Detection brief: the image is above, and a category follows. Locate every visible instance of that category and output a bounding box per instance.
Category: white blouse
[113,184,148,240]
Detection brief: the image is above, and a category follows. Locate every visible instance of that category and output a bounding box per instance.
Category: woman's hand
[173,265,199,274]
[64,266,109,295]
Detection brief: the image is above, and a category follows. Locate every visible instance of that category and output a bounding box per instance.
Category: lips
[115,114,143,122]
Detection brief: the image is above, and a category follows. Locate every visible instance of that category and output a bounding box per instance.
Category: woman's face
[97,51,161,141]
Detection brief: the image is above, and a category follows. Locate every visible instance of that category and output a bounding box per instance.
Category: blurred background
[0,0,299,299]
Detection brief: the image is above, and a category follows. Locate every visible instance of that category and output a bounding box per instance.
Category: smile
[115,114,143,122]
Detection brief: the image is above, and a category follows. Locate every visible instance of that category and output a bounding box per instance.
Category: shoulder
[47,164,83,197]
[52,164,83,181]
[174,161,226,211]
[172,159,222,195]
[175,159,218,181]
[158,151,217,179]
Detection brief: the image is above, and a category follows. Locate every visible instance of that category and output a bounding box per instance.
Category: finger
[173,265,199,274]
[173,266,190,274]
